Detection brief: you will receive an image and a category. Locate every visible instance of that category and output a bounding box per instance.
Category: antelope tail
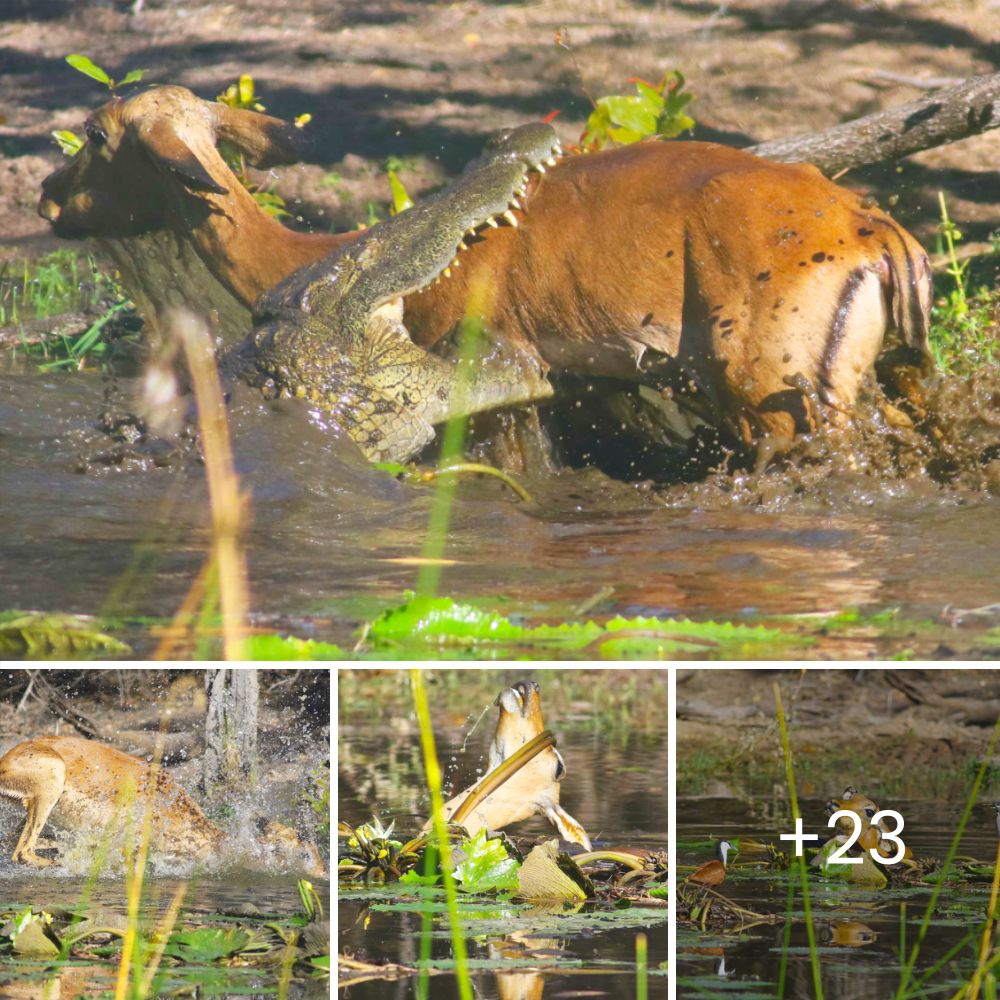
[875,221,933,358]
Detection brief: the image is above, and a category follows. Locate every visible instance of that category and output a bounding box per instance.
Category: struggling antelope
[0,736,326,875]
[39,85,932,456]
[426,680,592,849]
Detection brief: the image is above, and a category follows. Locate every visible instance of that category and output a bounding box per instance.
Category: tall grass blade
[410,669,474,1000]
[895,714,1000,999]
[964,834,1000,1000]
[636,931,648,1000]
[416,274,496,599]
[168,308,250,659]
[773,682,824,1000]
[138,882,187,996]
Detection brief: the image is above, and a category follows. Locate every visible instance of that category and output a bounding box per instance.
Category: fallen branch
[749,72,1000,174]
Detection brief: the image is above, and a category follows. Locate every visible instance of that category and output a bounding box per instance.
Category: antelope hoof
[14,851,55,868]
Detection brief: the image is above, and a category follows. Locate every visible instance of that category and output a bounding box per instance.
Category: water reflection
[3,371,1000,655]
[678,793,1000,998]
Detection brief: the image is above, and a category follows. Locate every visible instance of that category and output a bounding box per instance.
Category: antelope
[38,85,932,449]
[429,680,591,849]
[0,736,326,875]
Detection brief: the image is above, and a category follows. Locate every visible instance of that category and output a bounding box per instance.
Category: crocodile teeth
[536,162,546,174]
[486,216,498,228]
[509,196,521,210]
[503,210,518,227]
[554,141,563,155]
[466,227,477,237]
[458,239,468,251]
[451,257,460,268]
[443,267,452,278]
[546,156,557,167]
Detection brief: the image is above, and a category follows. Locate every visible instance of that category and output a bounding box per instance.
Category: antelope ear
[138,119,227,194]
[553,748,566,782]
[212,103,311,168]
[544,803,592,851]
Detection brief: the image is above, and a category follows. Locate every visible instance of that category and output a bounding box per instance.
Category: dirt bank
[678,667,999,779]
[3,0,1000,264]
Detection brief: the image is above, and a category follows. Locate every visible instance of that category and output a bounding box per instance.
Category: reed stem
[773,681,824,1000]
[410,669,474,1000]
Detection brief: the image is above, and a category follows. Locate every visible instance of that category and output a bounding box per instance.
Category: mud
[677,668,999,774]
[1,2,999,655]
[3,3,1000,492]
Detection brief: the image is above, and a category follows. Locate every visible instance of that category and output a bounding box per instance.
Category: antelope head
[432,680,591,850]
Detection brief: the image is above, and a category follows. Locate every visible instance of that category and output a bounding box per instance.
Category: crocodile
[223,123,560,462]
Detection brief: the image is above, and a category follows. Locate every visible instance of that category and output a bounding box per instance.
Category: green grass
[0,249,116,323]
[0,248,135,369]
[928,193,1000,374]
[677,742,1000,802]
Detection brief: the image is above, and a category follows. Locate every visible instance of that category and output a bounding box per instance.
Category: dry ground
[678,667,999,775]
[3,0,1000,266]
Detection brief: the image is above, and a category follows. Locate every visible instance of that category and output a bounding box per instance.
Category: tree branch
[748,72,1000,174]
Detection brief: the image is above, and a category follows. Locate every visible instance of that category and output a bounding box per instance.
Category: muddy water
[339,723,668,1000]
[678,793,1000,999]
[2,369,1000,656]
[0,867,308,912]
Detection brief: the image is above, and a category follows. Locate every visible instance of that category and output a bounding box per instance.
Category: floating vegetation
[0,881,329,997]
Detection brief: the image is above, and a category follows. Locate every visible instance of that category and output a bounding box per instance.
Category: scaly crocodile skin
[225,124,559,462]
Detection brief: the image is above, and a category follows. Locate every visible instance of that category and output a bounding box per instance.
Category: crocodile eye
[85,122,108,147]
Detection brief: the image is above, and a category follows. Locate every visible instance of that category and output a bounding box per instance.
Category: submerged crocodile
[224,124,559,462]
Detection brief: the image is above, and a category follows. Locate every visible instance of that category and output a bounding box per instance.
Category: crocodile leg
[356,304,553,445]
[238,303,552,463]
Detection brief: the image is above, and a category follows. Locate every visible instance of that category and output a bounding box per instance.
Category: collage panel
[676,667,1000,999]
[337,667,669,999]
[0,667,330,998]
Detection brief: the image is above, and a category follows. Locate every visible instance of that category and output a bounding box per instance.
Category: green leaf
[607,124,645,146]
[52,129,84,156]
[400,870,442,887]
[66,54,111,86]
[0,612,130,658]
[367,595,799,655]
[581,104,614,148]
[309,954,331,972]
[387,170,414,216]
[12,917,60,957]
[245,634,345,660]
[370,596,524,643]
[238,74,256,107]
[164,928,252,963]
[454,831,520,893]
[633,79,665,104]
[119,69,146,87]
[251,189,290,219]
[584,72,696,148]
[372,461,410,477]
[597,95,659,139]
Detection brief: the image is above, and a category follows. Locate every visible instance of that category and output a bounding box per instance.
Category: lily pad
[453,831,520,893]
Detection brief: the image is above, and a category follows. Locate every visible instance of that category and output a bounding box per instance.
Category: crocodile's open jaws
[223,123,560,462]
